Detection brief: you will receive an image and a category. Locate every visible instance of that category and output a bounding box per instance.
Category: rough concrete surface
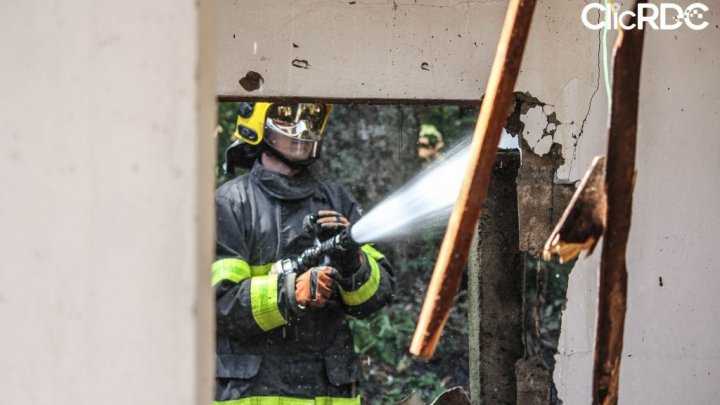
[470,151,523,404]
[516,358,553,405]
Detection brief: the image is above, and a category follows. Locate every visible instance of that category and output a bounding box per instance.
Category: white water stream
[351,140,472,244]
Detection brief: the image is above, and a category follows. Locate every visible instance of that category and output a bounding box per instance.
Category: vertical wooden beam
[592,2,646,404]
[410,0,536,359]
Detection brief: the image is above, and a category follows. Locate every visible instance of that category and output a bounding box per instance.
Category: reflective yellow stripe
[339,244,383,306]
[250,263,273,276]
[250,274,287,331]
[360,243,384,261]
[214,396,360,405]
[212,259,273,286]
[212,259,251,285]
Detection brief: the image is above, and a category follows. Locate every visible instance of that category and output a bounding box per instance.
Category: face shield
[263,103,329,162]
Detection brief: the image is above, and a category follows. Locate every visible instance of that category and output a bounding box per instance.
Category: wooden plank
[592,2,646,404]
[543,155,607,264]
[410,0,537,359]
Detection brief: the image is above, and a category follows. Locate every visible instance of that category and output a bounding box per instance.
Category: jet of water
[351,140,471,244]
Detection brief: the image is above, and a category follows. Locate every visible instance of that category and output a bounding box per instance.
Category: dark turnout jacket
[213,162,395,404]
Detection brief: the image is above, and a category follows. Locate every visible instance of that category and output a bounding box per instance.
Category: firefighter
[417,124,445,164]
[213,102,395,404]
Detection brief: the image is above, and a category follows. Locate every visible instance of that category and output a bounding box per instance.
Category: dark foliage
[216,103,477,403]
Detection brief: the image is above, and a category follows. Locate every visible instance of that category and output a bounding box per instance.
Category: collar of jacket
[250,161,317,200]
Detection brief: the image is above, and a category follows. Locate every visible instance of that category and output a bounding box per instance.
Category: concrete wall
[217,0,606,182]
[216,0,506,101]
[0,1,215,404]
[555,2,720,403]
[469,152,523,404]
[217,1,720,403]
[2,0,717,403]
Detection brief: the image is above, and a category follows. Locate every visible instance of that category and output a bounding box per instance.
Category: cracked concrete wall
[217,0,607,183]
[553,4,720,403]
[0,2,215,404]
[217,1,720,403]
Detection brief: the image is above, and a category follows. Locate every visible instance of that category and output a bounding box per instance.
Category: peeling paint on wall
[521,105,553,156]
[510,90,603,184]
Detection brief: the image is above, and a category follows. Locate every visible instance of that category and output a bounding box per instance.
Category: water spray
[351,140,471,244]
[271,140,473,275]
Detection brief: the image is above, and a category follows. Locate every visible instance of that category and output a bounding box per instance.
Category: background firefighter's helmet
[225,102,333,173]
[417,124,445,163]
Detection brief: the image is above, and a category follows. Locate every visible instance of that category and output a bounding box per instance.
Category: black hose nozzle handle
[273,227,359,275]
[303,214,319,236]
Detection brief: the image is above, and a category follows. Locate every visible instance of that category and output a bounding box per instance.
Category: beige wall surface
[555,4,720,403]
[216,0,506,101]
[217,0,608,181]
[0,1,215,404]
[219,0,720,403]
[2,0,718,404]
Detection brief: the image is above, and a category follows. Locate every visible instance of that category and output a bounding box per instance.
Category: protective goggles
[265,103,329,141]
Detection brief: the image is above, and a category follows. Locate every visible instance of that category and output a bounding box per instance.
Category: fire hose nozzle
[271,227,359,276]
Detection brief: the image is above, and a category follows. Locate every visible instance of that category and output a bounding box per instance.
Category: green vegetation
[215,103,477,402]
[216,102,575,402]
[523,255,576,369]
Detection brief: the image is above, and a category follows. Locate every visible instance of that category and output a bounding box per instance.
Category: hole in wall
[217,101,484,403]
[214,98,574,404]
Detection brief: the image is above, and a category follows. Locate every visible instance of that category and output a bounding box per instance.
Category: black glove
[316,210,363,275]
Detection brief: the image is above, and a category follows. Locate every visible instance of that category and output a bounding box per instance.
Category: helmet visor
[264,126,320,162]
[266,103,327,141]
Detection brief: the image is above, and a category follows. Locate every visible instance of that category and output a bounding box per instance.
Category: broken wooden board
[543,155,606,263]
[592,1,646,403]
[410,0,537,360]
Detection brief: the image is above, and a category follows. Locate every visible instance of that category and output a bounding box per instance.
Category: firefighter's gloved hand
[316,210,362,276]
[316,210,350,236]
[295,266,338,308]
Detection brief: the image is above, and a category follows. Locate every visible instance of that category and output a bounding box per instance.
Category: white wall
[220,1,720,403]
[2,0,717,403]
[0,1,215,404]
[216,0,506,101]
[555,3,720,403]
[217,0,608,182]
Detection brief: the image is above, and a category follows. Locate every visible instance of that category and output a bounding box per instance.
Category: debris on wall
[507,92,578,403]
[508,91,600,183]
[506,92,575,254]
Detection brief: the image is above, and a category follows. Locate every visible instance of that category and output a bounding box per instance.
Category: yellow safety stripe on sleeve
[249,263,273,276]
[212,259,273,286]
[360,243,385,261]
[338,244,383,306]
[250,274,287,331]
[214,395,360,405]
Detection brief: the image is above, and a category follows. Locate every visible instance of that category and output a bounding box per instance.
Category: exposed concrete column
[468,151,523,405]
[514,135,574,404]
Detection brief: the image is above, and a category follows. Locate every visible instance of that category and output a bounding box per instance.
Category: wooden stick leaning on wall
[409,0,537,360]
[592,1,646,403]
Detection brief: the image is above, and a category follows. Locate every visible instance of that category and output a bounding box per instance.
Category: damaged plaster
[521,104,555,157]
[513,91,598,184]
